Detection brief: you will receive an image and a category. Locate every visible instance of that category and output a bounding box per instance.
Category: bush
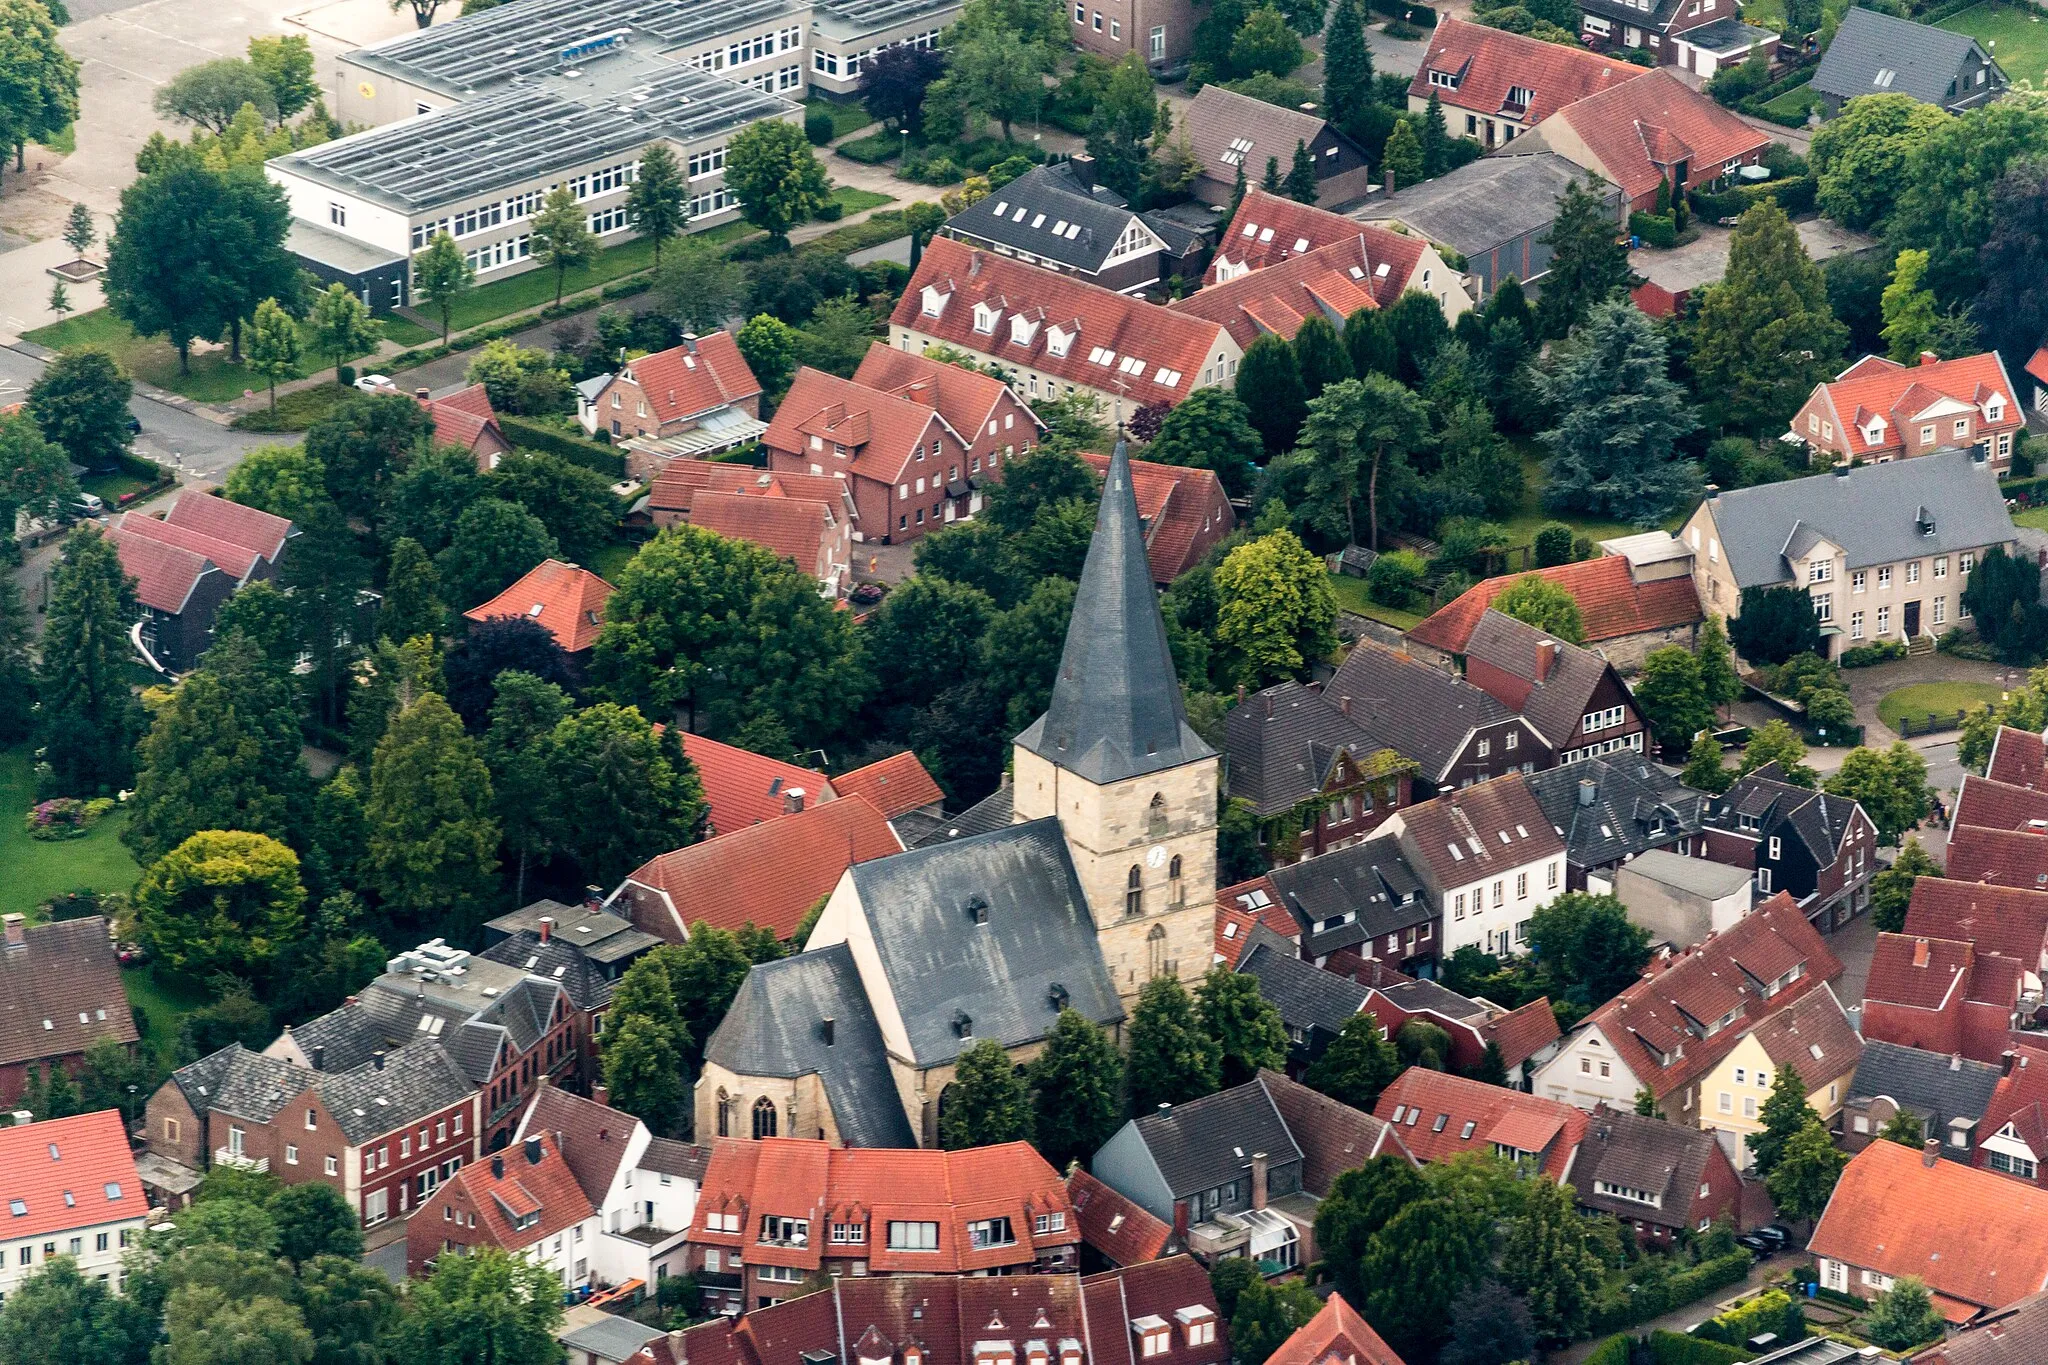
[1582,1336,1633,1365]
[902,155,963,185]
[805,109,836,145]
[1690,176,1817,224]
[1367,549,1428,610]
[1646,1331,1756,1365]
[1937,627,1999,661]
[337,364,356,388]
[1839,639,1907,668]
[1588,1252,1754,1335]
[814,199,846,221]
[24,797,108,841]
[1533,522,1575,567]
[837,132,903,163]
[497,413,625,478]
[1382,17,1425,36]
[1631,212,1678,248]
[1692,1289,1804,1350]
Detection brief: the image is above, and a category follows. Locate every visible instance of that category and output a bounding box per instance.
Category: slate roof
[1409,17,1651,122]
[702,942,916,1149]
[1263,833,1431,956]
[1359,152,1614,257]
[1920,1289,2048,1364]
[1409,554,1701,656]
[1905,878,2048,972]
[1067,1168,1173,1265]
[1262,1294,1406,1365]
[1812,6,1999,108]
[1223,681,1398,818]
[485,900,660,967]
[1127,1077,1304,1199]
[642,1136,711,1182]
[1848,1040,2003,1152]
[0,916,138,1068]
[1701,452,2018,590]
[0,1111,142,1242]
[313,1038,478,1144]
[837,817,1125,1065]
[1462,609,1619,747]
[945,163,1151,273]
[1570,1104,1723,1229]
[1527,757,1705,872]
[1181,88,1331,191]
[834,750,945,820]
[1704,765,1865,873]
[1238,938,1370,1040]
[172,1044,315,1122]
[463,558,615,652]
[1256,1067,1412,1191]
[1390,775,1566,896]
[1537,68,1768,203]
[1076,450,1236,586]
[1327,643,1532,784]
[909,781,1015,847]
[1015,438,1214,785]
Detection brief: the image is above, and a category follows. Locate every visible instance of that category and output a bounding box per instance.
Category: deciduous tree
[543,702,705,886]
[625,143,687,267]
[1683,730,1732,795]
[246,35,316,119]
[245,298,301,411]
[652,240,745,335]
[153,58,274,133]
[725,120,833,245]
[529,186,596,307]
[0,408,76,540]
[1360,1195,1495,1361]
[1291,313,1349,400]
[1634,646,1715,754]
[410,233,474,346]
[1026,1007,1123,1169]
[1525,892,1650,1010]
[308,283,376,384]
[1297,373,1430,551]
[1315,1156,1427,1310]
[1143,388,1261,498]
[26,347,132,470]
[1303,1012,1399,1111]
[1128,975,1222,1114]
[1230,5,1305,77]
[1826,742,1932,845]
[1809,94,1947,232]
[1765,1113,1847,1221]
[389,1250,563,1365]
[0,1254,153,1365]
[1491,574,1583,643]
[1863,1277,1943,1352]
[136,830,308,981]
[1197,964,1288,1086]
[1499,1174,1603,1341]
[1872,837,1938,933]
[221,443,326,524]
[365,693,499,938]
[1889,93,2048,304]
[940,1038,1033,1148]
[435,499,557,612]
[1214,529,1337,687]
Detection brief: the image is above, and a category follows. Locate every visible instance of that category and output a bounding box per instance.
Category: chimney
[1951,1053,1963,1072]
[414,387,430,401]
[1923,1138,1941,1168]
[538,915,554,944]
[1068,154,1096,190]
[2004,1049,2020,1076]
[1263,692,1274,718]
[372,1049,386,1071]
[592,1084,609,1107]
[1913,939,1931,969]
[492,1155,505,1179]
[310,1045,326,1072]
[1920,351,1939,366]
[2,914,24,950]
[1235,684,1246,705]
[1339,695,1352,717]
[681,333,700,354]
[584,884,604,909]
[1157,1102,1172,1118]
[822,1016,836,1047]
[1250,1153,1269,1210]
[1832,463,1851,477]
[1578,779,1597,808]
[1535,640,1558,682]
[785,786,807,814]
[525,1136,544,1165]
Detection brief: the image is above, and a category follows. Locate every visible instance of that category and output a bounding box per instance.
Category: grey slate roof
[1263,832,1431,956]
[841,817,1125,1066]
[1569,1105,1720,1230]
[1812,6,1997,108]
[1356,153,1614,257]
[1327,642,1524,783]
[1527,755,1705,871]
[476,931,619,1012]
[1848,1039,2002,1153]
[1704,452,2018,590]
[1915,1290,2048,1364]
[172,1045,315,1122]
[559,1315,666,1364]
[485,900,662,967]
[909,783,1015,847]
[1705,764,1861,869]
[1463,609,1615,748]
[1374,977,1490,1022]
[945,164,1148,273]
[1016,437,1214,785]
[1680,17,1778,54]
[702,943,915,1149]
[1237,939,1370,1039]
[1223,681,1384,817]
[641,1137,711,1181]
[1129,1077,1305,1198]
[313,1039,477,1145]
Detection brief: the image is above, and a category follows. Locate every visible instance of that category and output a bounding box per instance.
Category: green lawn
[1877,682,2006,732]
[78,470,154,505]
[1500,448,1652,553]
[588,540,639,583]
[377,314,439,346]
[230,382,357,433]
[439,235,664,332]
[1759,75,1820,121]
[830,187,895,215]
[2014,504,2048,532]
[1939,1,2048,85]
[22,308,389,404]
[1329,570,1427,629]
[806,97,877,141]
[0,749,143,922]
[122,964,212,1067]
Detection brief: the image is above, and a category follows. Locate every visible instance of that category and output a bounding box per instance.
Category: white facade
[1378,809,1565,958]
[0,1216,146,1302]
[511,1106,700,1289]
[1532,1023,1647,1113]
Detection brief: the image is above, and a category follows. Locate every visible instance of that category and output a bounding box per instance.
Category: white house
[1378,776,1568,959]
[0,1111,148,1303]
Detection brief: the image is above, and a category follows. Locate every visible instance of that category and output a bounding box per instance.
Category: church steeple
[1014,434,1214,784]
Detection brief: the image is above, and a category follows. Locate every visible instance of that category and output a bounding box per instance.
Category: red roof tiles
[853,342,1035,446]
[0,1110,142,1242]
[618,334,763,424]
[1945,824,2048,890]
[1374,1067,1586,1182]
[118,512,262,581]
[1078,451,1236,585]
[833,751,944,820]
[106,526,217,614]
[1810,352,2020,460]
[614,797,901,942]
[1409,17,1650,125]
[1955,775,2048,835]
[462,558,615,652]
[1408,556,1702,655]
[678,732,832,837]
[648,461,853,522]
[689,489,836,575]
[1905,880,2048,972]
[1975,1045,2048,1187]
[1205,191,1371,281]
[419,383,509,463]
[166,489,293,563]
[1542,68,1769,202]
[763,366,951,488]
[1176,230,1428,350]
[1484,997,1564,1071]
[1989,726,2048,790]
[1263,1294,1408,1365]
[431,1132,592,1255]
[1067,1168,1173,1266]
[893,237,1230,410]
[1215,878,1294,968]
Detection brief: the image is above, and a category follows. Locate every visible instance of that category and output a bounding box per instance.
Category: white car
[353,374,397,393]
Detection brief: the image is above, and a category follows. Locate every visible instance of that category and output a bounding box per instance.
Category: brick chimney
[1913,938,1931,969]
[538,915,554,944]
[1535,640,1558,682]
[1923,1137,1940,1167]
[2,914,24,951]
[1339,695,1352,717]
[1920,351,1940,366]
[1068,154,1096,190]
[785,786,807,814]
[1250,1153,1269,1210]
[592,1083,610,1107]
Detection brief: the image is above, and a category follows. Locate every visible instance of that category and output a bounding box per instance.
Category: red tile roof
[688,489,835,574]
[614,797,901,941]
[166,489,293,563]
[1811,352,2020,460]
[462,558,615,652]
[1408,555,1702,655]
[1392,774,1566,891]
[1484,996,1564,1071]
[1579,892,1842,1100]
[1543,68,1769,202]
[1263,1294,1408,1365]
[1976,1044,2048,1188]
[617,333,762,424]
[1955,775,2048,835]
[834,751,944,820]
[693,1137,1078,1274]
[1174,236,1424,351]
[436,1132,593,1254]
[852,341,1037,445]
[117,512,262,581]
[1067,1168,1172,1266]
[1945,824,2048,890]
[107,526,216,614]
[892,237,1229,410]
[763,366,949,488]
[1078,451,1236,585]
[1215,878,1294,968]
[1205,190,1371,281]
[0,1110,143,1241]
[1809,1137,2048,1316]
[419,383,507,461]
[1989,726,2048,790]
[516,1082,638,1206]
[678,732,833,837]
[1906,880,2048,972]
[1373,1067,1586,1182]
[1409,16,1650,124]
[648,461,854,520]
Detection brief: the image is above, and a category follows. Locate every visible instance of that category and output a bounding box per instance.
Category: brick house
[0,1111,147,1302]
[463,558,615,656]
[1076,452,1233,585]
[1790,352,2022,474]
[1066,0,1197,73]
[1861,933,2034,1066]
[409,1131,596,1283]
[1327,643,1553,794]
[852,344,1043,479]
[691,489,854,598]
[148,1040,481,1228]
[1375,1068,1587,1182]
[1409,17,1650,150]
[683,1136,1079,1314]
[1966,1044,2048,1187]
[1700,765,1878,931]
[1459,610,1651,762]
[581,334,765,480]
[105,529,239,674]
[1990,726,2048,790]
[1569,1104,1744,1244]
[1520,69,1769,214]
[1903,869,2048,972]
[1222,683,1418,864]
[1177,88,1373,208]
[1263,1295,1405,1365]
[1406,551,1702,675]
[1573,0,1739,64]
[417,382,515,471]
[0,914,138,1107]
[1066,1168,1173,1268]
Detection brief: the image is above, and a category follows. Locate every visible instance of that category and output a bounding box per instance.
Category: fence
[1894,710,1971,738]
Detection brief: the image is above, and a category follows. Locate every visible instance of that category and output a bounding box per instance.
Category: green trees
[0,410,73,541]
[1128,975,1222,1115]
[1765,1113,1848,1221]
[1889,94,2048,304]
[1321,0,1372,122]
[1862,1277,1943,1352]
[435,499,556,611]
[1872,837,1938,933]
[1491,574,1583,643]
[1691,201,1846,431]
[246,34,316,118]
[1236,333,1310,455]
[1683,731,1732,795]
[1524,892,1651,1010]
[26,348,132,470]
[1314,1155,1428,1309]
[1809,94,1947,233]
[1382,120,1423,192]
[1359,1189,1496,1361]
[390,1250,563,1365]
[601,948,693,1135]
[625,143,688,266]
[1291,314,1350,400]
[1285,139,1319,204]
[153,57,276,131]
[0,0,77,180]
[1293,373,1430,551]
[36,527,141,795]
[1729,586,1821,666]
[724,120,832,245]
[1230,6,1306,78]
[940,1038,1034,1148]
[1879,248,1942,363]
[939,27,1055,144]
[0,1255,153,1365]
[245,299,302,411]
[1143,388,1261,498]
[136,830,308,982]
[1303,1012,1399,1110]
[222,443,326,524]
[488,452,616,561]
[1498,1174,1604,1341]
[1536,178,1632,340]
[1825,742,1932,846]
[529,186,597,307]
[1538,298,1697,527]
[1751,1063,1815,1178]
[1742,719,1817,786]
[543,702,705,886]
[652,240,745,336]
[1633,646,1715,754]
[1961,544,2047,663]
[1213,529,1337,688]
[410,233,474,346]
[1026,1008,1124,1169]
[308,283,376,384]
[1228,1279,1322,1365]
[1197,965,1288,1086]
[366,693,499,937]
[0,565,30,745]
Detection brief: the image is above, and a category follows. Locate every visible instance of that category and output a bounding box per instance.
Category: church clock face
[1146,845,1168,869]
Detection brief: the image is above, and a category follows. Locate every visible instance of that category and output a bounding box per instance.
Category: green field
[588,541,639,583]
[377,314,440,346]
[1877,681,2005,732]
[23,308,390,403]
[0,749,143,922]
[830,186,895,215]
[1500,448,1653,553]
[806,97,877,141]
[2013,504,2048,532]
[1939,1,2048,86]
[1329,570,1427,629]
[439,235,665,332]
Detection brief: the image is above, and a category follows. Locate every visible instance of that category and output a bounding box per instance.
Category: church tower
[1012,436,1219,1005]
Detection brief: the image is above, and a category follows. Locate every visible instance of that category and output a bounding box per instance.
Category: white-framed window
[1962,551,1977,574]
[1756,867,1773,893]
[325,1156,338,1175]
[1934,596,1947,626]
[1813,592,1832,624]
[1808,560,1832,582]
[285,1144,299,1165]
[1850,611,1864,639]
[887,1221,940,1250]
[1907,561,1921,584]
[1935,556,1948,579]
[1878,605,1891,634]
[1547,861,1559,889]
[1149,24,1165,56]
[329,202,347,227]
[1878,566,1893,588]
[688,148,726,179]
[1768,836,1781,860]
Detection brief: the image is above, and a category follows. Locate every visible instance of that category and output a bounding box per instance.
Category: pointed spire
[1014,434,1214,784]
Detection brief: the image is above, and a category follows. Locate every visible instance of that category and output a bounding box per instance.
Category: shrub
[837,132,902,163]
[1581,1336,1633,1365]
[1839,639,1907,668]
[1367,549,1428,610]
[814,199,846,221]
[24,797,105,841]
[1382,17,1425,36]
[1646,1331,1756,1365]
[1630,212,1677,248]
[497,413,625,478]
[805,109,835,145]
[1693,1288,1804,1350]
[903,156,963,185]
[1937,627,2000,661]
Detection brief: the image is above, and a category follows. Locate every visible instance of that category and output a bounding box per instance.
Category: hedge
[2002,473,2048,504]
[497,414,626,478]
[1689,175,1816,224]
[1647,1331,1755,1365]
[837,132,902,163]
[1583,1335,1633,1365]
[114,450,173,483]
[1631,212,1678,249]
[1692,1289,1804,1351]
[1589,1251,1756,1336]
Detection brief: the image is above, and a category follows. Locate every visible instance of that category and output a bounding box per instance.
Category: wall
[1067,0,1199,69]
[0,1214,145,1300]
[1536,1024,1645,1112]
[145,1085,209,1170]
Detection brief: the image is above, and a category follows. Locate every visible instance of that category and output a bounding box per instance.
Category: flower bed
[25,797,115,841]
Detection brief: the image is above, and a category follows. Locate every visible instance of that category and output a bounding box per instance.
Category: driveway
[1838,651,2015,748]
[1633,217,1878,296]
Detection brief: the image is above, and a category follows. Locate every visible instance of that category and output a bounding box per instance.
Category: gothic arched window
[752,1095,778,1140]
[1148,793,1168,836]
[1147,923,1168,978]
[1168,854,1184,906]
[1126,865,1144,918]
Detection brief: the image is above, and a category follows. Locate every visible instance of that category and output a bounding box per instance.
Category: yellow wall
[1700,1032,1855,1168]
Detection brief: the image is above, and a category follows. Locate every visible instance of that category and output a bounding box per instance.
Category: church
[696,439,1220,1148]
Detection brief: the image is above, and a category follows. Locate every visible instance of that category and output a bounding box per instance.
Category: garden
[0,748,141,922]
[1939,1,2048,87]
[1876,681,2005,734]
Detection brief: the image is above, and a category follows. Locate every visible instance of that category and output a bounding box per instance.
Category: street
[0,344,284,479]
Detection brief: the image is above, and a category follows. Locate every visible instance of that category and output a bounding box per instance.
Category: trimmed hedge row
[1583,1335,1633,1365]
[1647,1331,1755,1365]
[1689,175,1816,224]
[1631,211,1678,248]
[2001,474,2048,504]
[1589,1252,1756,1337]
[497,414,626,478]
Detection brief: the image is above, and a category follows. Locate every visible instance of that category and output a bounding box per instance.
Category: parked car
[66,493,106,521]
[1735,1224,1793,1258]
[354,374,396,393]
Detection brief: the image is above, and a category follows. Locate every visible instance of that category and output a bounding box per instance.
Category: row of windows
[689,24,801,73]
[11,1229,127,1266]
[466,235,530,275]
[1451,863,1559,920]
[1841,595,1966,640]
[740,65,803,93]
[590,204,631,235]
[570,162,636,201]
[688,147,725,179]
[691,187,737,219]
[408,187,547,250]
[1582,706,1627,735]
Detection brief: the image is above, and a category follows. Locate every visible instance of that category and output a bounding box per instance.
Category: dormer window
[973,303,1001,335]
[1988,398,2005,421]
[1428,69,1458,88]
[1010,315,1040,347]
[1047,326,1074,359]
[1132,1317,1171,1358]
[1176,1308,1217,1348]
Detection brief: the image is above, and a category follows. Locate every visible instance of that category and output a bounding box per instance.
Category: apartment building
[0,1111,147,1304]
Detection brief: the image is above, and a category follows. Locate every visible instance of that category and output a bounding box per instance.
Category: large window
[752,1096,778,1139]
[887,1221,939,1250]
[967,1217,1015,1248]
[1990,1150,2038,1179]
[759,1216,808,1246]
